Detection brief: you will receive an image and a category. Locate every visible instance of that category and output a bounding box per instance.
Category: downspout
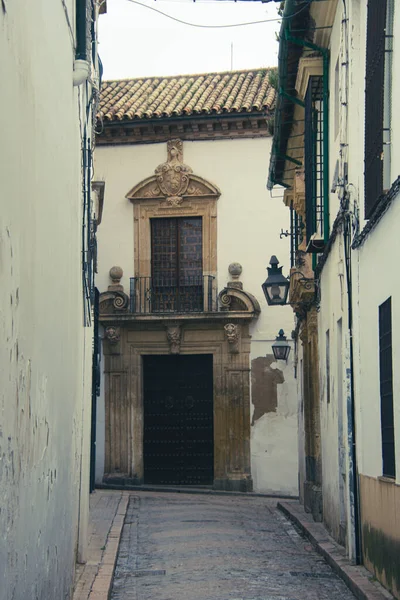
[341,0,361,564]
[74,0,90,86]
[343,209,361,564]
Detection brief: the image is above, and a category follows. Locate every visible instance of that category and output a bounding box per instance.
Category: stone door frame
[103,322,253,492]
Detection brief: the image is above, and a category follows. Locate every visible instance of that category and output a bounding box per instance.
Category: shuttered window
[364,0,387,218]
[150,217,203,312]
[151,217,203,285]
[379,297,395,478]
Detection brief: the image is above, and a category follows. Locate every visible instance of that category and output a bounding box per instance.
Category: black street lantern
[261,256,290,306]
[272,329,291,362]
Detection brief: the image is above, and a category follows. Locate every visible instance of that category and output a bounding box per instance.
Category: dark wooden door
[143,355,214,485]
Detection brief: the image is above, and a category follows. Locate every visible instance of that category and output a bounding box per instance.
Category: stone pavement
[73,490,129,600]
[278,501,393,600]
[110,492,357,600]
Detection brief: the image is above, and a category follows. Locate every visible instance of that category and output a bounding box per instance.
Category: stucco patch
[251,355,284,425]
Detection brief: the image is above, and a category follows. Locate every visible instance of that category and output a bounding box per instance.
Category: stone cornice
[99,311,259,324]
[97,113,272,146]
[295,56,323,101]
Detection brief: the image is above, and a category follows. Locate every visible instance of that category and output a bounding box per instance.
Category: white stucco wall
[353,196,400,482]
[313,0,400,557]
[318,236,350,541]
[341,0,400,484]
[0,2,96,598]
[94,136,297,494]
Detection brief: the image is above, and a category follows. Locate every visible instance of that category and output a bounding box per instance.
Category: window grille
[290,202,304,268]
[82,139,96,326]
[304,76,324,250]
[364,0,387,218]
[379,297,395,478]
[150,217,204,312]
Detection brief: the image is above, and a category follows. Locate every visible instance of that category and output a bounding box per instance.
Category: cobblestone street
[110,492,356,600]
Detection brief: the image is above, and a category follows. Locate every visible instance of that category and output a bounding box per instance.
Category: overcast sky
[98,0,281,80]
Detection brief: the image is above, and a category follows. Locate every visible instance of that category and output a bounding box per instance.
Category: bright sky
[98,0,281,80]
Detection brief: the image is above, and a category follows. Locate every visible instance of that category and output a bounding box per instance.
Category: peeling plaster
[251,355,284,425]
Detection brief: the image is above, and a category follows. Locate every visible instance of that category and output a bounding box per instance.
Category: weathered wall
[318,237,349,546]
[318,0,400,584]
[352,190,400,599]
[94,137,297,494]
[0,2,94,598]
[296,343,306,504]
[354,194,400,480]
[345,1,400,593]
[250,346,297,496]
[360,475,400,599]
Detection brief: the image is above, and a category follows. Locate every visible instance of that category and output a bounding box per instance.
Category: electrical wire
[124,0,312,29]
[61,0,75,47]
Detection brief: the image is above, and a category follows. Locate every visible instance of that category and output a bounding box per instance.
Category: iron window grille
[290,202,305,268]
[82,139,96,326]
[379,297,396,479]
[304,76,325,252]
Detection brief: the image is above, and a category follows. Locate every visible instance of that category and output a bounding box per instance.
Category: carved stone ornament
[299,322,308,345]
[166,324,182,354]
[228,262,243,281]
[105,326,120,344]
[218,286,260,315]
[109,265,124,291]
[99,291,129,314]
[307,308,319,337]
[125,139,221,203]
[154,139,192,203]
[224,323,240,354]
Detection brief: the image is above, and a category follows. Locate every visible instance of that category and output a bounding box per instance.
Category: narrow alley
[110,492,356,600]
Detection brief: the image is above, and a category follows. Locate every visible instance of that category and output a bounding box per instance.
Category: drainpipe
[73,0,90,86]
[340,0,361,565]
[343,211,361,564]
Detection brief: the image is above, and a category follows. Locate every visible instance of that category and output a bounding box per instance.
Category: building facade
[94,68,298,495]
[0,1,105,598]
[268,0,400,597]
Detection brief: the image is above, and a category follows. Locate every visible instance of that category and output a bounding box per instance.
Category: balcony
[129,275,217,314]
[98,267,261,324]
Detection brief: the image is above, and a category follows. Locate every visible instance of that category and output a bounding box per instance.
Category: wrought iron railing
[129,275,217,314]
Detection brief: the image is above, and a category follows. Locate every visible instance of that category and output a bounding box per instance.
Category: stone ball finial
[108,266,124,292]
[109,266,123,284]
[228,263,242,280]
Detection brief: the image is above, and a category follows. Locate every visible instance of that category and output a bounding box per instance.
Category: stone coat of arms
[154,139,192,205]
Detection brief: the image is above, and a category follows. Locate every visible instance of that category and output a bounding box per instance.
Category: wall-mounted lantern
[272,329,291,362]
[261,255,290,306]
[262,255,318,314]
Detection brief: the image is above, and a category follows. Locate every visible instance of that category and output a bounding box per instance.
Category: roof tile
[99,68,276,122]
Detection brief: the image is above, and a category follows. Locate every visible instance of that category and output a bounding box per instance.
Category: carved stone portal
[102,322,253,492]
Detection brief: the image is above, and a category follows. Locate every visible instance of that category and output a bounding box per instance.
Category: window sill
[377,475,397,485]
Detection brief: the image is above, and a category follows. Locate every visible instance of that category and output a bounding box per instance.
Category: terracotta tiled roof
[99,68,276,122]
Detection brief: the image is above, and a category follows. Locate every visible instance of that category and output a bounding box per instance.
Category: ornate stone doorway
[143,354,214,486]
[101,315,259,492]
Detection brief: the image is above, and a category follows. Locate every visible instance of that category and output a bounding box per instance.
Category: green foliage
[269,69,279,90]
